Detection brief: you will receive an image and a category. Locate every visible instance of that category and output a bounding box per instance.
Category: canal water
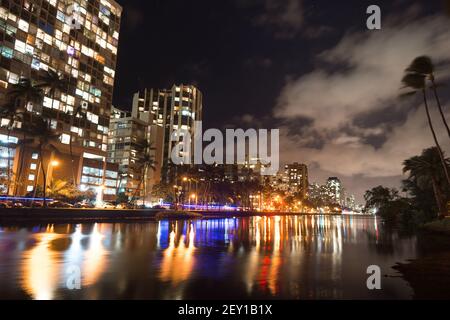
[0,215,418,299]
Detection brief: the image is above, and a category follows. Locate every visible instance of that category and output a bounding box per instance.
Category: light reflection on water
[0,215,417,300]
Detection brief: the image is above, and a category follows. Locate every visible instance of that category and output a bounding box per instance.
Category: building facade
[0,0,122,201]
[326,177,342,205]
[284,162,308,198]
[108,84,203,203]
[132,85,203,180]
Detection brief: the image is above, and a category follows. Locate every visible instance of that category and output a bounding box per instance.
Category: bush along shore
[154,211,203,220]
[421,218,450,236]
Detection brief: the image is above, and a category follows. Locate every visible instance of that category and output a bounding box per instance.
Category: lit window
[31,153,38,160]
[27,186,34,192]
[28,174,35,181]
[60,133,71,145]
[14,40,26,53]
[30,163,37,170]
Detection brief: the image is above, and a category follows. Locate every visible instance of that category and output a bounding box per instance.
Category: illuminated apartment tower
[107,85,203,202]
[108,105,163,202]
[0,0,122,200]
[326,177,342,204]
[132,85,203,183]
[284,162,309,198]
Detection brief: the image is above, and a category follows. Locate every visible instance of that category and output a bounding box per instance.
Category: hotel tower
[0,0,122,200]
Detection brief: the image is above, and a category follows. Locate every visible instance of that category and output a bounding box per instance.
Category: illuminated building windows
[87,112,99,124]
[105,170,118,179]
[104,188,116,195]
[30,163,37,170]
[31,153,38,160]
[18,19,29,32]
[105,179,116,187]
[31,58,40,70]
[28,174,35,181]
[56,11,65,22]
[27,186,34,192]
[0,46,13,59]
[8,73,19,84]
[60,134,71,145]
[14,40,26,53]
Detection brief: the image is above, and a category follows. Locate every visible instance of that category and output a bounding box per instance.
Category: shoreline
[0,208,348,224]
[392,225,450,299]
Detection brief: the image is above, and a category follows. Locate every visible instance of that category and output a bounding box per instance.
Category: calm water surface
[0,215,418,299]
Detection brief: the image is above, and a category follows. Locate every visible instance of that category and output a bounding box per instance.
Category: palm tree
[1,78,43,195]
[401,68,450,186]
[46,179,70,199]
[0,101,22,195]
[12,136,34,196]
[7,77,44,115]
[132,141,157,207]
[406,56,450,139]
[37,70,86,186]
[36,69,69,109]
[29,117,61,207]
[140,153,157,207]
[403,147,449,218]
[67,105,87,184]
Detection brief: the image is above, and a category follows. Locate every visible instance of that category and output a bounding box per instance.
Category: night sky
[113,0,450,201]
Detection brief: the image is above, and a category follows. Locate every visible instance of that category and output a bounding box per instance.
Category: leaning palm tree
[67,105,87,184]
[0,101,23,195]
[403,147,449,218]
[12,135,34,197]
[37,70,86,186]
[132,141,157,207]
[401,71,450,186]
[29,117,61,207]
[140,153,157,207]
[4,77,44,191]
[406,56,450,139]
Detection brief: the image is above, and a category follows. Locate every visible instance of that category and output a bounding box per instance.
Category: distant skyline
[113,0,450,201]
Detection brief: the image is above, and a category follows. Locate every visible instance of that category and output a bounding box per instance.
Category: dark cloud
[255,0,304,38]
[274,11,450,201]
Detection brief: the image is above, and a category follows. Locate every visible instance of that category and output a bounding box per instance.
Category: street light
[51,160,59,167]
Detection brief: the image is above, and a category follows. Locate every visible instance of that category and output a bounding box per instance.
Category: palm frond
[405,56,434,75]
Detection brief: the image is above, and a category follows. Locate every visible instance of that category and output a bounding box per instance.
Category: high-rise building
[131,85,203,183]
[326,177,342,204]
[107,84,203,202]
[108,106,147,198]
[344,194,356,210]
[284,162,308,198]
[0,0,122,201]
